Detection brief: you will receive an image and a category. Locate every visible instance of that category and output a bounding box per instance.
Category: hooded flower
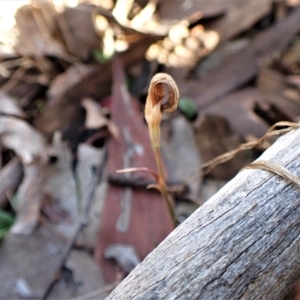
[145,73,179,149]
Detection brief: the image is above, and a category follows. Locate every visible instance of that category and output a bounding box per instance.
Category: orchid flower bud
[145,73,179,149]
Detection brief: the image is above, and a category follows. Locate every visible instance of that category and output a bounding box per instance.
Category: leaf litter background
[1,0,300,299]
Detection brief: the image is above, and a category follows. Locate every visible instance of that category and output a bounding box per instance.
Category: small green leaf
[93,48,114,63]
[178,97,198,120]
[36,99,45,113]
[0,210,14,227]
[125,76,135,90]
[0,210,15,239]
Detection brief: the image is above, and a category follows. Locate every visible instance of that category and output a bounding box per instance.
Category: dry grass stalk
[243,159,300,187]
[188,121,300,183]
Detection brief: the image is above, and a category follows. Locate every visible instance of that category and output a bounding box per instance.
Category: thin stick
[184,122,300,183]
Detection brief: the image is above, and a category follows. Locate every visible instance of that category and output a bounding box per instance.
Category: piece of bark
[207,0,272,42]
[0,158,23,209]
[186,6,300,108]
[95,56,173,283]
[106,124,300,300]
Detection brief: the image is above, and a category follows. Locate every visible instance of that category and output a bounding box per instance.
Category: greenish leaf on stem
[179,97,198,120]
[0,210,15,239]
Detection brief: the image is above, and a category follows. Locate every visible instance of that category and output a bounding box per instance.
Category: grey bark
[106,126,300,300]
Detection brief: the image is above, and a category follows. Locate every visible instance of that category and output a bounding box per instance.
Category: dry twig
[187,121,300,183]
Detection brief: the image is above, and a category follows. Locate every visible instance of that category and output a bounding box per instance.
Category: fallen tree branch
[106,124,300,299]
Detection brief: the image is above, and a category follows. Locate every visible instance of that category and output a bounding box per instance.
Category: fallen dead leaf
[202,88,269,139]
[0,92,26,117]
[82,98,120,140]
[258,66,300,116]
[60,5,100,61]
[15,4,66,58]
[195,114,252,180]
[0,116,48,234]
[0,116,48,164]
[47,64,92,100]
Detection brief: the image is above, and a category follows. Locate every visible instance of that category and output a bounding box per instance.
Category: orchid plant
[118,73,179,227]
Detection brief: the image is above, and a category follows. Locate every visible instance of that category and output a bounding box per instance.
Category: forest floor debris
[1,0,300,299]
